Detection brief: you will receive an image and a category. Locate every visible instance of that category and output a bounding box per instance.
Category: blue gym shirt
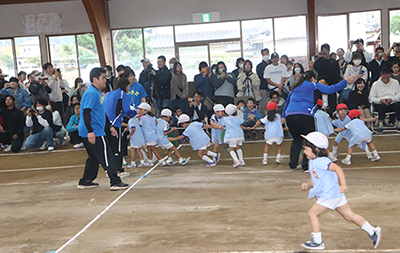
[182,122,210,150]
[127,82,147,108]
[78,85,106,138]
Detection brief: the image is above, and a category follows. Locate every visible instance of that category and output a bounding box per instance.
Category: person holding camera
[139,58,153,94]
[43,63,64,114]
[69,77,86,102]
[344,39,373,66]
[384,42,400,65]
[0,95,25,153]
[29,70,52,105]
[194,61,214,101]
[151,55,172,117]
[0,69,9,90]
[368,47,390,85]
[188,90,207,122]
[0,77,31,113]
[236,60,261,102]
[212,61,237,106]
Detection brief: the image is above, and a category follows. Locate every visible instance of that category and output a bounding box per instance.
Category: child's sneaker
[239,160,245,166]
[302,239,325,250]
[126,162,136,169]
[118,171,130,178]
[204,162,216,167]
[262,160,268,165]
[275,157,281,164]
[370,226,382,249]
[370,154,381,162]
[233,160,241,168]
[144,161,153,167]
[332,152,338,158]
[328,152,337,162]
[366,152,373,160]
[159,160,167,166]
[137,162,146,168]
[179,157,190,165]
[213,153,220,164]
[122,158,129,167]
[166,159,175,166]
[341,157,351,165]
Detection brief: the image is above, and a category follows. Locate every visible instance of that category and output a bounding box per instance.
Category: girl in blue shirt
[252,102,284,165]
[300,132,382,250]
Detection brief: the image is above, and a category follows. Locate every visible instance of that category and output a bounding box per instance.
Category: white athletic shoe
[4,145,12,152]
[118,171,130,178]
[341,157,351,165]
[73,142,84,148]
[275,157,281,164]
[48,146,54,151]
[370,155,381,162]
[328,152,337,162]
[179,157,190,165]
[239,160,245,166]
[262,160,268,165]
[233,160,241,168]
[159,160,167,166]
[126,162,136,169]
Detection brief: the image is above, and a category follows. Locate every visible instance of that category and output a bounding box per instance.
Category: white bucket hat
[161,108,172,117]
[177,114,190,124]
[213,104,225,112]
[138,103,151,111]
[301,132,329,149]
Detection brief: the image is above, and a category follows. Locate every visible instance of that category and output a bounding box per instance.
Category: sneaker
[376,128,383,134]
[159,160,167,166]
[77,181,99,190]
[105,170,109,178]
[122,158,129,167]
[213,153,220,164]
[328,152,337,162]
[48,146,54,151]
[179,157,190,165]
[275,157,281,164]
[39,141,47,150]
[126,162,136,168]
[137,162,146,168]
[118,171,130,178]
[262,160,268,165]
[110,182,129,191]
[233,160,241,168]
[4,145,12,152]
[341,157,351,165]
[332,152,338,158]
[144,162,153,167]
[204,162,216,167]
[239,160,246,166]
[302,239,325,250]
[73,142,84,148]
[370,226,382,249]
[370,155,381,162]
[303,169,309,173]
[366,152,373,160]
[166,159,175,166]
[20,143,26,151]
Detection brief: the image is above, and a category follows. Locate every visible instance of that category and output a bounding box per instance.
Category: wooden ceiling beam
[307,0,316,59]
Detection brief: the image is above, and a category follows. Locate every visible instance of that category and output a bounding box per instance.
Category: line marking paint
[0,165,83,173]
[209,249,400,253]
[54,145,181,253]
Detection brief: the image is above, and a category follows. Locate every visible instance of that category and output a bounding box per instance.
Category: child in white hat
[209,104,225,158]
[300,131,382,250]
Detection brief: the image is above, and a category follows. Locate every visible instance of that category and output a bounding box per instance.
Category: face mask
[263,55,269,61]
[240,106,244,111]
[239,64,244,69]
[36,106,44,111]
[294,68,301,74]
[35,76,40,81]
[169,63,174,69]
[106,71,109,77]
[45,105,52,111]
[219,69,225,73]
[212,69,216,74]
[353,60,362,66]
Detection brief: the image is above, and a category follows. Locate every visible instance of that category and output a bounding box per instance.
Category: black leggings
[286,114,316,170]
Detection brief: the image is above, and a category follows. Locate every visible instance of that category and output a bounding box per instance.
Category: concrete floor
[1,135,400,253]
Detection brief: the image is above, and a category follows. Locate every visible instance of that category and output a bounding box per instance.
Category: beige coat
[170,73,189,100]
[236,72,261,101]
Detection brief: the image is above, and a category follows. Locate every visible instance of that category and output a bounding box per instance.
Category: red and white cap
[301,132,329,149]
[177,114,191,124]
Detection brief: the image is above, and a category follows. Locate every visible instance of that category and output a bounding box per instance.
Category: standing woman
[236,60,261,102]
[337,48,347,78]
[282,71,355,171]
[212,61,237,106]
[194,61,214,101]
[103,77,137,177]
[170,62,189,100]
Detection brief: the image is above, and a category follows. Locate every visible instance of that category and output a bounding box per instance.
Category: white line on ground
[0,165,83,173]
[53,145,182,253]
[209,249,400,253]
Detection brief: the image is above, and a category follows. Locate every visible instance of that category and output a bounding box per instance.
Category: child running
[335,109,379,165]
[300,132,382,250]
[169,114,221,167]
[137,103,165,166]
[157,108,190,166]
[209,104,225,153]
[126,115,146,168]
[223,104,250,168]
[252,102,284,165]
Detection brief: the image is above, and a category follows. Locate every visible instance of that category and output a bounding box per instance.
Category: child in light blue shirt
[209,104,225,153]
[127,116,145,168]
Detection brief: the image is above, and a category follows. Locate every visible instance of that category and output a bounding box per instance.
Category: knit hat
[225,104,236,115]
[266,102,278,111]
[348,109,362,119]
[213,104,225,112]
[138,103,151,111]
[301,132,329,149]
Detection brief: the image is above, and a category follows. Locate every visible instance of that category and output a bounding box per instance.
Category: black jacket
[153,66,172,100]
[0,106,25,135]
[31,110,59,135]
[188,103,208,122]
[256,60,272,90]
[368,60,390,85]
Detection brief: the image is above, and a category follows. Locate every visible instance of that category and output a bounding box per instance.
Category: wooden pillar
[307,0,316,59]
[81,0,113,67]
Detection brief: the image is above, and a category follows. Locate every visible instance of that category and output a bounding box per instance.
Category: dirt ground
[1,135,400,253]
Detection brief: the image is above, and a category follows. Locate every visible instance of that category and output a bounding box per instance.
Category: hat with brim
[138,103,151,111]
[301,132,329,149]
[225,104,236,115]
[178,114,190,124]
[348,109,362,119]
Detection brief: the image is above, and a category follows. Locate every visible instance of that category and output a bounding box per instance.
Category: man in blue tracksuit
[104,77,137,176]
[78,67,129,191]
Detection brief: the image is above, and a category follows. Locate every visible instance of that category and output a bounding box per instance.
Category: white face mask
[212,69,216,74]
[45,105,52,111]
[35,76,40,81]
[294,68,301,74]
[36,106,44,111]
[263,55,270,61]
[169,63,174,69]
[353,60,362,66]
[239,64,244,69]
[218,68,225,74]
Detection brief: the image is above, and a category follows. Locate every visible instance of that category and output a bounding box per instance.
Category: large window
[144,26,175,67]
[390,9,400,46]
[77,34,100,84]
[175,21,240,43]
[15,36,42,74]
[178,45,208,82]
[318,15,348,54]
[349,10,381,51]
[0,39,16,77]
[210,41,242,72]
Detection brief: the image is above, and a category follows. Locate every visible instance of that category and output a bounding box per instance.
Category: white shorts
[147,140,158,146]
[159,142,173,150]
[266,137,283,145]
[356,136,372,145]
[198,143,211,150]
[317,195,347,210]
[130,145,143,149]
[224,138,244,148]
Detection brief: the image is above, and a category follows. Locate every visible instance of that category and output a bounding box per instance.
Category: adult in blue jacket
[0,77,31,113]
[282,71,355,171]
[194,61,214,100]
[103,77,137,175]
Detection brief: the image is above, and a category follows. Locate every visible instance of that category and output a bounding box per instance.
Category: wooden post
[307,0,316,59]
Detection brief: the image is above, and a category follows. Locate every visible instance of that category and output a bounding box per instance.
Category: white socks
[332,145,338,154]
[276,154,281,160]
[207,151,217,157]
[179,157,184,162]
[230,151,239,162]
[312,232,322,244]
[372,150,378,156]
[168,157,173,162]
[237,149,243,161]
[202,156,213,163]
[362,222,375,236]
[346,154,352,160]
[263,153,268,160]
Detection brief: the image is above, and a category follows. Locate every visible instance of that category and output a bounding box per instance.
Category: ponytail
[291,70,316,91]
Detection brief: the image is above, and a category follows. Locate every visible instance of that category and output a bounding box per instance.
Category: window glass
[390,9,400,47]
[178,45,208,82]
[242,19,274,66]
[210,41,241,73]
[77,34,100,83]
[0,39,16,77]
[144,26,175,68]
[317,15,348,56]
[175,21,240,43]
[15,36,41,74]
[349,10,381,52]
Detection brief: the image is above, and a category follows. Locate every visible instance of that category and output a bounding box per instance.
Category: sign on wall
[21,13,63,34]
[192,12,220,24]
